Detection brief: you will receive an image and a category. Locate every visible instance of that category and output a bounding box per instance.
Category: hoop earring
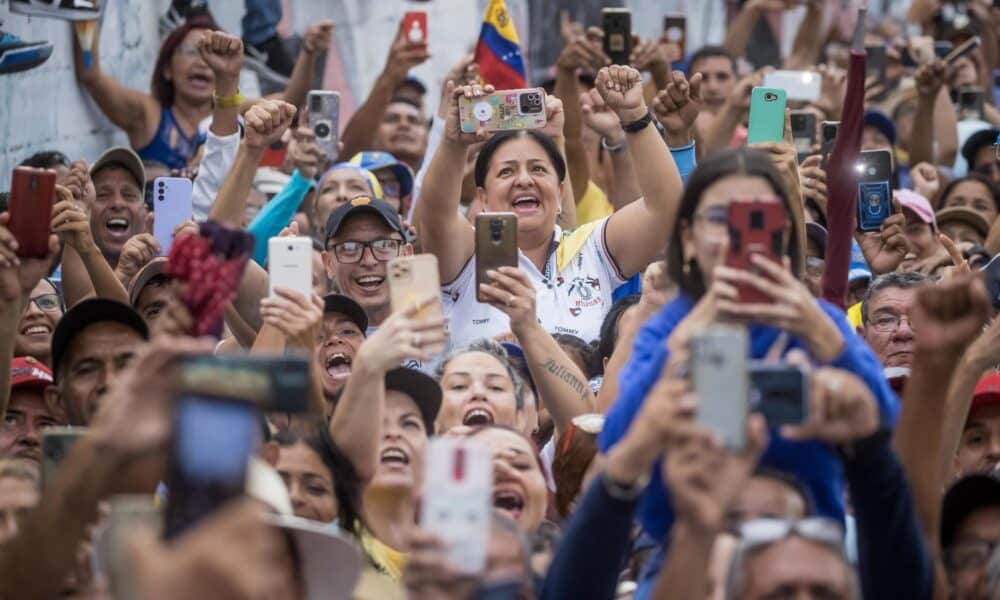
[683,258,693,275]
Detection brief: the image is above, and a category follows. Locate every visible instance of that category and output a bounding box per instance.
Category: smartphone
[726,198,787,304]
[945,36,981,65]
[983,253,1000,309]
[178,355,311,414]
[866,45,887,81]
[958,86,985,121]
[747,87,787,145]
[855,150,894,232]
[749,362,809,427]
[933,41,954,59]
[459,89,547,133]
[402,11,428,49]
[763,70,821,102]
[602,8,632,65]
[690,325,749,450]
[388,254,445,353]
[820,120,840,168]
[41,427,87,486]
[152,177,193,256]
[662,14,686,58]
[8,167,55,258]
[103,495,160,600]
[421,437,493,574]
[268,236,313,299]
[163,395,258,539]
[307,90,340,161]
[790,111,817,163]
[474,213,518,303]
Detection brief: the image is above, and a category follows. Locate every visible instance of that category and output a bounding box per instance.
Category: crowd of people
[1,0,1000,598]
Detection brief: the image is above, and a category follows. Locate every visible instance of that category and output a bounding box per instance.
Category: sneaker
[158,0,212,38]
[243,35,294,88]
[0,27,54,75]
[9,0,101,22]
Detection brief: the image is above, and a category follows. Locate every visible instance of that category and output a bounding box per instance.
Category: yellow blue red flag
[474,0,526,89]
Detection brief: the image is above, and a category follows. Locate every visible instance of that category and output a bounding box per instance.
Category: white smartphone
[421,437,493,575]
[763,70,821,102]
[307,90,340,161]
[689,324,749,450]
[100,494,161,600]
[152,177,193,256]
[268,237,313,299]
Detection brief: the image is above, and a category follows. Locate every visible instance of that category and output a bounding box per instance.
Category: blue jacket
[598,294,899,540]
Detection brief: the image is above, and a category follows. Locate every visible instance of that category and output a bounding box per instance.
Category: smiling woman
[433,338,525,434]
[14,280,63,366]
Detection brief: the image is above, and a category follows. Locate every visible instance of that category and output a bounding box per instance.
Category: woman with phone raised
[415,65,683,348]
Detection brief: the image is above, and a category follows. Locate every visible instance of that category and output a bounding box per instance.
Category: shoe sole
[243,53,290,87]
[0,41,53,74]
[10,2,101,21]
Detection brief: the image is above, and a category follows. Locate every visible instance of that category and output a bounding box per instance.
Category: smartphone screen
[750,362,808,427]
[790,111,817,161]
[856,150,894,232]
[41,427,87,486]
[163,396,257,539]
[866,45,887,81]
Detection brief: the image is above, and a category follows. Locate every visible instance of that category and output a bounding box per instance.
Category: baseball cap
[324,196,404,243]
[51,299,149,381]
[348,152,414,199]
[385,367,441,434]
[10,357,53,391]
[961,128,1000,167]
[500,342,537,398]
[895,189,937,230]
[90,146,146,191]
[253,167,292,197]
[971,373,1000,413]
[399,75,428,95]
[849,240,872,283]
[127,258,170,307]
[323,294,369,333]
[863,110,897,146]
[941,473,1000,549]
[805,222,827,258]
[935,206,991,240]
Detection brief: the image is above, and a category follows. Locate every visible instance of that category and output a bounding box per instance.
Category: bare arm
[59,247,97,307]
[910,61,957,167]
[784,0,825,70]
[279,22,333,113]
[723,0,769,59]
[556,68,590,205]
[231,261,269,333]
[581,87,641,212]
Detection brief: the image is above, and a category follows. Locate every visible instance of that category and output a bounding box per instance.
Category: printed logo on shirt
[472,318,491,325]
[569,307,582,317]
[567,276,602,308]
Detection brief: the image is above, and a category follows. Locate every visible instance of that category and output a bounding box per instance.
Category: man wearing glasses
[321,196,413,333]
[857,271,931,371]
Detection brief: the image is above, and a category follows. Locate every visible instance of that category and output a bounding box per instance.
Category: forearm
[250,322,285,354]
[78,246,129,304]
[607,144,642,211]
[626,118,681,222]
[909,97,940,166]
[211,74,241,137]
[565,138,592,205]
[414,140,466,232]
[223,304,258,349]
[0,306,19,416]
[931,88,958,166]
[784,2,825,70]
[231,261,269,332]
[597,304,656,413]
[722,6,761,57]
[280,50,319,113]
[209,144,265,226]
[511,320,595,434]
[650,521,716,600]
[329,360,384,484]
[247,170,313,264]
[60,246,97,307]
[987,214,1000,255]
[702,105,742,155]
[340,75,400,159]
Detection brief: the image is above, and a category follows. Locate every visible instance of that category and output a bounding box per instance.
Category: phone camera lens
[314,122,331,138]
[867,167,877,176]
[764,92,778,102]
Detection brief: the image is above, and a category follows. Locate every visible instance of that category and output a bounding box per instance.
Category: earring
[683,258,692,275]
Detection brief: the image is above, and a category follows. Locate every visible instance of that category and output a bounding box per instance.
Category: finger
[688,71,704,101]
[939,233,964,267]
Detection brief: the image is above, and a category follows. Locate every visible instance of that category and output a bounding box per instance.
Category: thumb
[689,72,704,100]
[144,211,155,235]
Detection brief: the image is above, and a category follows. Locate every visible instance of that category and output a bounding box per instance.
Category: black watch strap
[622,111,654,134]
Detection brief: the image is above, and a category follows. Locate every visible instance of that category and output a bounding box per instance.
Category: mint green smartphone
[747,87,787,145]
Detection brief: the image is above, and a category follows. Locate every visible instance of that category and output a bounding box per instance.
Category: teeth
[22,326,50,335]
[380,448,409,463]
[463,408,494,426]
[356,276,384,285]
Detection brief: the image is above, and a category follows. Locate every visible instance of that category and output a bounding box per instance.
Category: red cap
[972,374,1000,411]
[10,357,53,391]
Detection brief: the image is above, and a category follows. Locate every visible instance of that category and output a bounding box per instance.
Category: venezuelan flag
[474,0,526,89]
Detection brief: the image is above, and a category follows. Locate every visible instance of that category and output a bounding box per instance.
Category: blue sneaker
[0,28,54,75]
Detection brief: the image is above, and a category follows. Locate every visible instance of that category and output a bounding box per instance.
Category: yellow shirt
[360,529,407,580]
[575,180,613,225]
[847,302,863,330]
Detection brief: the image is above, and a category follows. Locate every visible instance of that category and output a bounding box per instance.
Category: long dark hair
[151,15,219,107]
[666,148,803,298]
[273,424,364,540]
[937,172,1000,213]
[474,130,567,187]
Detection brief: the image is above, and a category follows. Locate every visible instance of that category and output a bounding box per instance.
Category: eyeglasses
[738,517,846,554]
[946,539,999,571]
[327,238,403,263]
[377,177,401,197]
[29,293,62,313]
[867,312,914,333]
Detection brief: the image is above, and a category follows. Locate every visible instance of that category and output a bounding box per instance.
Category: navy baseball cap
[324,196,405,244]
[51,299,149,381]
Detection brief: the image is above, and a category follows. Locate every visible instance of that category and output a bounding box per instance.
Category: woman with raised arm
[414,65,683,348]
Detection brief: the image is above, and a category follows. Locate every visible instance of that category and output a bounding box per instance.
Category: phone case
[602,8,632,65]
[958,87,985,120]
[103,495,161,600]
[268,237,313,298]
[820,121,840,169]
[388,254,445,353]
[421,438,493,574]
[984,254,1000,309]
[402,11,427,48]
[747,87,787,145]
[41,427,87,486]
[856,150,894,232]
[690,325,749,450]
[749,361,808,427]
[865,46,886,80]
[663,15,686,57]
[9,167,55,258]
[308,90,340,160]
[726,198,786,304]
[459,89,547,133]
[763,71,821,102]
[475,213,518,302]
[152,177,193,256]
[790,112,817,161]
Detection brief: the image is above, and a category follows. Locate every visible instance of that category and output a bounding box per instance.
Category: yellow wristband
[213,90,244,109]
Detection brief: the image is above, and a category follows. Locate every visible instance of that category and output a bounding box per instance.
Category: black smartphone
[163,395,259,539]
[820,120,839,169]
[177,355,311,414]
[790,111,817,163]
[750,362,809,427]
[866,45,887,81]
[856,150,894,232]
[958,86,985,121]
[984,254,1000,309]
[602,8,632,65]
[934,41,954,59]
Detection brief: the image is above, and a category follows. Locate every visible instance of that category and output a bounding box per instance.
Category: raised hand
[915,60,947,100]
[477,266,537,330]
[303,20,334,54]
[0,212,60,303]
[799,155,828,218]
[579,87,623,142]
[638,260,675,313]
[51,185,96,253]
[403,528,480,600]
[539,93,566,140]
[595,65,647,123]
[557,26,609,72]
[259,288,324,350]
[814,64,846,120]
[384,16,431,82]
[909,162,940,204]
[354,296,448,372]
[197,31,244,89]
[62,160,96,207]
[781,366,879,444]
[442,82,494,146]
[114,234,160,287]
[910,273,991,358]
[629,37,672,73]
[287,127,325,179]
[856,199,907,275]
[244,100,297,149]
[651,71,703,145]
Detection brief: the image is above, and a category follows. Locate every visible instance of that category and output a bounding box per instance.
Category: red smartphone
[726,198,787,304]
[9,167,56,258]
[663,15,687,59]
[402,11,428,49]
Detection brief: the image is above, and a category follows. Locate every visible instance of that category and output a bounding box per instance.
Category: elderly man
[857,271,930,371]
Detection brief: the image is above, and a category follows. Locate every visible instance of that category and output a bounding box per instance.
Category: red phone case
[9,167,55,258]
[726,198,786,304]
[402,11,428,48]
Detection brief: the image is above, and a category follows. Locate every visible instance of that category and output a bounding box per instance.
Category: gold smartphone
[388,254,446,353]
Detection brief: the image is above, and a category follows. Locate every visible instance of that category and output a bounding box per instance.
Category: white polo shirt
[441,218,627,348]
